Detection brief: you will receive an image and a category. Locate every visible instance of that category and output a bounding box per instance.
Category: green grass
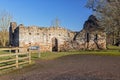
[31,46,120,60]
[31,47,120,60]
[0,50,10,54]
[107,45,120,50]
[0,46,120,61]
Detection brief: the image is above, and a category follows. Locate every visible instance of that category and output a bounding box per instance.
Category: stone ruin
[9,15,106,52]
[9,23,76,52]
[58,15,106,51]
[75,15,106,50]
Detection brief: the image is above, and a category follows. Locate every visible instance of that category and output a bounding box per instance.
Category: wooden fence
[0,47,31,70]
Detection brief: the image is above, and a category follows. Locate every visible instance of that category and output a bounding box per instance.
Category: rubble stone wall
[9,22,75,52]
[9,15,106,52]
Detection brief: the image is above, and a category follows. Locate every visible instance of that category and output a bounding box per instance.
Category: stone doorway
[52,38,58,52]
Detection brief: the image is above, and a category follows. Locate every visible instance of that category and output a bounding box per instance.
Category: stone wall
[75,30,106,50]
[9,22,75,52]
[59,15,106,51]
[75,15,106,50]
[9,15,106,52]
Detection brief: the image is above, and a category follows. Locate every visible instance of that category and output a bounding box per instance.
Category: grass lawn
[31,46,120,60]
[0,46,120,61]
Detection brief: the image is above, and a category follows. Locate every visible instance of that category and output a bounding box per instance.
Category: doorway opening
[52,38,58,52]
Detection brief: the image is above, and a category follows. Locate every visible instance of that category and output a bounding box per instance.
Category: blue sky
[0,0,92,31]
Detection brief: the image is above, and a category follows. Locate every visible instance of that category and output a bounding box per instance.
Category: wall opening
[94,34,100,49]
[86,33,90,42]
[95,34,98,40]
[85,32,90,49]
[52,38,58,52]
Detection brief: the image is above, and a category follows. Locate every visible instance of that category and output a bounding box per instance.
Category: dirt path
[0,54,120,80]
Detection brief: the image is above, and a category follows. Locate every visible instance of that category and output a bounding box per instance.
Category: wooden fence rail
[0,48,31,70]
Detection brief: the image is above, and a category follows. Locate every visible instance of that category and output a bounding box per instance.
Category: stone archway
[52,37,58,52]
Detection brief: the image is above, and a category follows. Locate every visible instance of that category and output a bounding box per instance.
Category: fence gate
[0,47,31,71]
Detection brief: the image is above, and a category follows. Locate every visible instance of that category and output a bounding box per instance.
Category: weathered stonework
[75,30,106,50]
[9,15,106,52]
[59,15,106,51]
[75,15,106,50]
[9,22,75,52]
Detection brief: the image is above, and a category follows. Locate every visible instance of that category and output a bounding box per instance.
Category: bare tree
[86,0,120,45]
[52,18,60,27]
[0,11,12,47]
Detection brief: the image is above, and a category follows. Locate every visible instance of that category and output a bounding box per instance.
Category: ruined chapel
[9,15,106,52]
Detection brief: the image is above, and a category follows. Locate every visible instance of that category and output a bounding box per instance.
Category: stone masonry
[9,15,106,52]
[9,23,75,52]
[75,15,106,50]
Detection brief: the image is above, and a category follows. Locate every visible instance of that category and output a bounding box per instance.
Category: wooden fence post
[15,49,19,68]
[9,45,11,53]
[38,47,40,58]
[28,49,31,64]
